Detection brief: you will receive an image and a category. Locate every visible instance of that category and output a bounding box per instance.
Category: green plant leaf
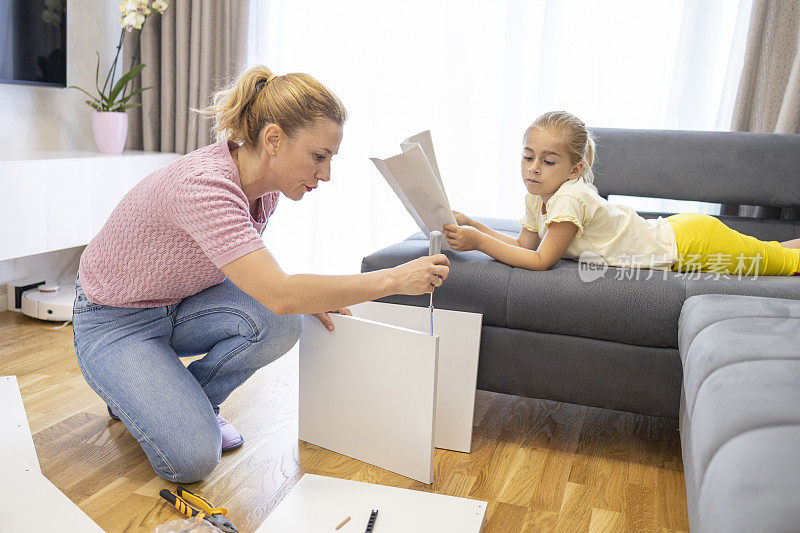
[117,86,153,105]
[107,63,146,106]
[94,51,102,95]
[69,84,104,107]
[112,102,143,112]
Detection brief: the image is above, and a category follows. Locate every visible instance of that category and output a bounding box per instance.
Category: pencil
[335,515,351,530]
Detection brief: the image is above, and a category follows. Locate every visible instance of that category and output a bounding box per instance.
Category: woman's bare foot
[781,238,800,249]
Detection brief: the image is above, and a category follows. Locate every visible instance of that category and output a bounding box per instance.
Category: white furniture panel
[0,150,179,261]
[0,375,40,472]
[299,314,438,484]
[256,474,487,533]
[350,302,482,453]
[0,449,104,532]
[0,375,104,531]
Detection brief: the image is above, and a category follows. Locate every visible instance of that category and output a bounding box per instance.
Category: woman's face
[272,119,344,201]
[520,128,582,201]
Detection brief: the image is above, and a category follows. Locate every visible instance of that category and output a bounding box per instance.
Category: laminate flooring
[0,310,688,532]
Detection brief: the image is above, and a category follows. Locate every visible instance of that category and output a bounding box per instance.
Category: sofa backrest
[590,128,800,241]
[591,128,800,208]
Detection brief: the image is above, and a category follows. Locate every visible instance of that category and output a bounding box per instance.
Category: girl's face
[271,119,344,201]
[521,128,583,202]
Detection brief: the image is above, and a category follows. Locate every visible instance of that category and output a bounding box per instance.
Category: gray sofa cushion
[678,294,800,533]
[479,326,681,418]
[362,219,800,349]
[697,426,800,533]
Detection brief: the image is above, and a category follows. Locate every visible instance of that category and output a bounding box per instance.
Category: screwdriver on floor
[429,230,443,336]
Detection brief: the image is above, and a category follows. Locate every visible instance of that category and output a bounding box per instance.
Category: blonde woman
[73,66,450,483]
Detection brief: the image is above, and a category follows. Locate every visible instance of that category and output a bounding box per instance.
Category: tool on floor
[364,508,379,532]
[159,486,239,533]
[428,230,443,336]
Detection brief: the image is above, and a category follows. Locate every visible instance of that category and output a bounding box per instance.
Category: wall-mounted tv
[0,0,67,87]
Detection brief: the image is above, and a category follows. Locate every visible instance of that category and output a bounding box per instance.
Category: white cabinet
[0,150,179,261]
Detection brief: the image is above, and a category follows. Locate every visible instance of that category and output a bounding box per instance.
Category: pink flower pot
[91,111,128,154]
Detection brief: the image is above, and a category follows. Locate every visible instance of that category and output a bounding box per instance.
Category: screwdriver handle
[429,230,443,256]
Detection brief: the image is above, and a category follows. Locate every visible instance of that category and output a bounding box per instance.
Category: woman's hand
[452,210,472,226]
[443,224,484,252]
[312,307,352,332]
[391,255,450,295]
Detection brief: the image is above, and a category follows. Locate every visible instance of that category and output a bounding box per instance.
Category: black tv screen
[0,0,67,87]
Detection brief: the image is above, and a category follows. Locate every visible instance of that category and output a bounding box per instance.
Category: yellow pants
[667,213,800,276]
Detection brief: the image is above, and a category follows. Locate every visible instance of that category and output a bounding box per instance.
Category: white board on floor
[299,314,438,484]
[0,375,40,472]
[0,449,104,532]
[255,474,487,533]
[350,302,482,453]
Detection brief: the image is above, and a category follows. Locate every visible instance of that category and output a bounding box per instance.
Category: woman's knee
[256,312,303,355]
[153,438,221,483]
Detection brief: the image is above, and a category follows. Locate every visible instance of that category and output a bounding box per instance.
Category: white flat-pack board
[0,376,104,532]
[0,375,40,472]
[299,314,439,484]
[255,473,486,533]
[350,302,482,453]
[0,449,104,532]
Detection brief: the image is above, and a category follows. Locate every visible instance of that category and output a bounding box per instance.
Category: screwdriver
[429,230,443,336]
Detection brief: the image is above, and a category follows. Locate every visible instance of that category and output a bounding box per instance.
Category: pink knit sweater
[78,140,279,308]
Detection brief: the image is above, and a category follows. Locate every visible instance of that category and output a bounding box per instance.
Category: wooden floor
[0,310,689,532]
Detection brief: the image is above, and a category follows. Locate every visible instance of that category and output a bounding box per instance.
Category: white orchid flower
[118,0,138,14]
[137,0,151,15]
[151,0,168,14]
[121,11,144,31]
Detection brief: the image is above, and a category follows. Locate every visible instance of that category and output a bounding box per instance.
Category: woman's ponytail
[197,65,346,148]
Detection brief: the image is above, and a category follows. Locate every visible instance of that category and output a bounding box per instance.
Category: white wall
[0,0,119,151]
[0,1,118,310]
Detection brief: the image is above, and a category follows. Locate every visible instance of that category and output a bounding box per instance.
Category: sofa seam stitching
[685,356,800,419]
[684,312,800,355]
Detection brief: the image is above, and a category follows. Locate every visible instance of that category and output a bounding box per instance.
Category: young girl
[444,111,800,276]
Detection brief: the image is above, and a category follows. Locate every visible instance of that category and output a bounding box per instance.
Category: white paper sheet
[371,131,457,242]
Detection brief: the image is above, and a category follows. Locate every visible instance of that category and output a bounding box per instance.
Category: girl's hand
[452,210,472,226]
[312,307,352,332]
[443,224,484,252]
[391,255,450,295]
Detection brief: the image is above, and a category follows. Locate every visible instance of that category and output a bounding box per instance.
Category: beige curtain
[732,0,800,134]
[124,1,250,153]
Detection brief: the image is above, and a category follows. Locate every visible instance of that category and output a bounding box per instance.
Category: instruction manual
[370,131,457,245]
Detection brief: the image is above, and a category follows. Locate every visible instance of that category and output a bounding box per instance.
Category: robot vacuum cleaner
[21,283,75,321]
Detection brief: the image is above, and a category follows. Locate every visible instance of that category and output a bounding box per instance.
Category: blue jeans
[72,277,302,483]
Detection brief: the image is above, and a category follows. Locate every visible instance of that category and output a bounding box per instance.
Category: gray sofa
[361,128,800,419]
[679,294,800,532]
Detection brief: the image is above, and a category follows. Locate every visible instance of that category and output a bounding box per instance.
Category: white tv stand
[0,150,179,262]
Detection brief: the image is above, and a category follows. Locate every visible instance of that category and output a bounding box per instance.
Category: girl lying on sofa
[444,111,800,276]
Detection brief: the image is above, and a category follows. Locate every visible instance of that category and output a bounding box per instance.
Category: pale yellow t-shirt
[520,178,678,269]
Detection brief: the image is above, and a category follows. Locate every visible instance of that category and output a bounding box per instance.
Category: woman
[73,66,450,483]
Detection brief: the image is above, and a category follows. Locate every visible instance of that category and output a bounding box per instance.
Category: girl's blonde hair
[527,111,596,183]
[198,65,347,148]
